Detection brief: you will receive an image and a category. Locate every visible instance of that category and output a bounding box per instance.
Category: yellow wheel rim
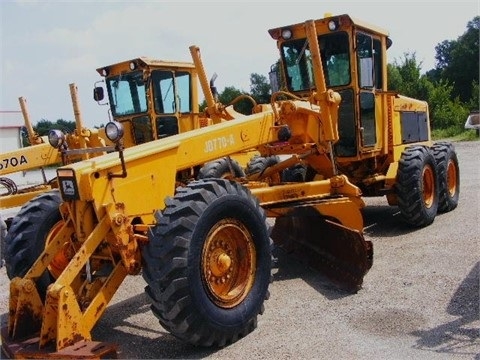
[201,219,256,308]
[446,159,458,197]
[422,165,435,208]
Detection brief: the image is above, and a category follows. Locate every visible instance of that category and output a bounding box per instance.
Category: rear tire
[198,157,245,179]
[4,190,62,295]
[433,142,460,212]
[282,164,307,182]
[396,146,439,227]
[142,179,271,347]
[245,155,279,176]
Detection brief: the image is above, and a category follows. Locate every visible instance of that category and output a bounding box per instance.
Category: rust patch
[94,303,105,318]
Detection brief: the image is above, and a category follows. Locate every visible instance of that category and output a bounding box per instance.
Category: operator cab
[94,58,201,146]
[269,14,392,158]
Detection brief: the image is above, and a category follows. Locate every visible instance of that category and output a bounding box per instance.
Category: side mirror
[269,64,280,93]
[210,73,218,101]
[93,86,104,101]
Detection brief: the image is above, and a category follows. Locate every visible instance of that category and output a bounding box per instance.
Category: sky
[1,0,478,128]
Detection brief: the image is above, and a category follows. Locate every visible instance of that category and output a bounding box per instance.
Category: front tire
[4,190,62,295]
[433,142,460,212]
[396,146,439,227]
[142,179,271,347]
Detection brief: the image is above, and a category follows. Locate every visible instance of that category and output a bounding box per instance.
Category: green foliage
[434,99,469,131]
[200,74,273,115]
[200,86,254,115]
[387,53,433,100]
[249,73,271,104]
[219,86,253,114]
[468,80,479,110]
[430,16,479,103]
[387,16,479,138]
[387,54,470,133]
[34,118,76,136]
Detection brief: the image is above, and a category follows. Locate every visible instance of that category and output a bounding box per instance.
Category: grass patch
[432,128,480,141]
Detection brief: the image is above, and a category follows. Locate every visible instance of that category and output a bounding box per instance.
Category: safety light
[129,61,137,70]
[105,121,124,143]
[281,28,292,40]
[48,129,66,149]
[328,20,338,31]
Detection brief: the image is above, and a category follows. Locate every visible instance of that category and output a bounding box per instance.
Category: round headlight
[48,129,65,149]
[129,61,137,70]
[101,68,109,77]
[328,20,338,31]
[105,121,124,142]
[281,28,292,40]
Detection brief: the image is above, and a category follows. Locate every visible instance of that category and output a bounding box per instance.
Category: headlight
[281,28,292,40]
[129,61,137,70]
[105,121,124,142]
[48,129,65,148]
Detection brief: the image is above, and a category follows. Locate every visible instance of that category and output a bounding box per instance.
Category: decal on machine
[204,134,235,153]
[0,155,28,170]
[59,176,80,200]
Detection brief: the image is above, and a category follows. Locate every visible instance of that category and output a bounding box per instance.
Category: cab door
[356,32,378,149]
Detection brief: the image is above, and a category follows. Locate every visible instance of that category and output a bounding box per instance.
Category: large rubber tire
[282,164,307,182]
[142,179,272,347]
[245,155,279,175]
[396,146,439,227]
[4,190,62,294]
[198,157,245,179]
[433,142,460,213]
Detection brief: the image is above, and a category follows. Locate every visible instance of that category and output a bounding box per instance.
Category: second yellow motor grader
[1,56,251,223]
[2,13,459,359]
[0,87,106,213]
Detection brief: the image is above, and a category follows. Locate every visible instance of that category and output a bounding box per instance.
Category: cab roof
[268,13,389,38]
[96,57,195,76]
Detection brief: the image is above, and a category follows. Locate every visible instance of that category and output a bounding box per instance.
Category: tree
[387,52,433,101]
[249,73,271,104]
[199,86,254,114]
[429,16,479,103]
[34,119,76,136]
[387,53,468,132]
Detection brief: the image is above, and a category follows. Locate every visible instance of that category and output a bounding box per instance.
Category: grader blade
[271,207,373,292]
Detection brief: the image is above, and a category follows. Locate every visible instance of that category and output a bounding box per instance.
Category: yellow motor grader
[2,13,459,359]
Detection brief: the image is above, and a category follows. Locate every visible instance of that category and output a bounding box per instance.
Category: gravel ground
[1,141,479,359]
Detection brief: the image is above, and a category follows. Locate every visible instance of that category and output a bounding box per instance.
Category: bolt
[24,281,34,293]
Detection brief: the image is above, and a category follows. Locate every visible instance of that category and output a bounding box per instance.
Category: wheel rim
[446,159,458,197]
[45,220,72,279]
[422,165,435,208]
[202,218,256,308]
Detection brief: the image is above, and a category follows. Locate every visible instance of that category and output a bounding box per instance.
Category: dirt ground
[1,141,479,359]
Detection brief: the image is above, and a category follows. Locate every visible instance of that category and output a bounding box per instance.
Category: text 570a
[0,155,28,170]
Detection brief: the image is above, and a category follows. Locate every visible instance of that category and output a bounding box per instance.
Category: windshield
[106,70,147,116]
[281,32,351,91]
